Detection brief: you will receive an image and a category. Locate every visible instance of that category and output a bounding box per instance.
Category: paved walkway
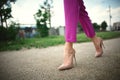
[0,38,120,80]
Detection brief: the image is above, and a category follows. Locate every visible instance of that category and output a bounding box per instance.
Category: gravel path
[0,38,120,80]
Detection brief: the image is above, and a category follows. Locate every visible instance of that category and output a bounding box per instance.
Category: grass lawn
[0,31,120,51]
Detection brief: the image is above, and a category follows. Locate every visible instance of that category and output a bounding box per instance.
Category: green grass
[0,31,120,51]
[77,31,120,42]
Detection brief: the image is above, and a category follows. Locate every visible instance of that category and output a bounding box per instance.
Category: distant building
[18,24,66,37]
[18,24,37,38]
[113,22,120,31]
[49,26,65,36]
[57,26,65,36]
[49,27,58,35]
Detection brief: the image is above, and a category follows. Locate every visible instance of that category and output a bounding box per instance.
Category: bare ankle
[64,42,74,52]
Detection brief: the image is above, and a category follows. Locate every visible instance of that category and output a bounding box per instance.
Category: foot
[94,37,104,57]
[58,48,75,70]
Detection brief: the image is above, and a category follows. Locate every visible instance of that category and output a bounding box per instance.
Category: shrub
[0,25,18,41]
[0,26,7,41]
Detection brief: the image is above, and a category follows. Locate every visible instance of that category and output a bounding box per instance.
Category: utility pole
[48,4,51,28]
[108,5,112,31]
[47,0,53,28]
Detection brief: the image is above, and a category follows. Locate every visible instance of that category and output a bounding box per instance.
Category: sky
[11,0,120,28]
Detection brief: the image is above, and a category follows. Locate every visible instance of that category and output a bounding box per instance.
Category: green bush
[93,23,100,31]
[7,25,18,40]
[36,20,49,37]
[0,26,7,41]
[0,25,18,41]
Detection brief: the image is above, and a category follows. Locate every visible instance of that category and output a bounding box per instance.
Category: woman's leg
[58,0,104,70]
[58,0,79,70]
[64,0,79,42]
[78,0,95,38]
[78,0,104,57]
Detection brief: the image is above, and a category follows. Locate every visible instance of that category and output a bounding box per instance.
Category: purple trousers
[64,0,95,42]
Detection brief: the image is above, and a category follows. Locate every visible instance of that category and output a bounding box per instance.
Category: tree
[78,23,83,32]
[34,0,53,37]
[44,0,53,28]
[92,23,100,31]
[0,0,16,27]
[0,21,19,41]
[101,21,107,31]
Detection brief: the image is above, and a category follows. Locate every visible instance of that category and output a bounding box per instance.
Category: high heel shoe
[58,49,77,70]
[95,38,105,57]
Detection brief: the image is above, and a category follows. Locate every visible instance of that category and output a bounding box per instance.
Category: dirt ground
[0,38,120,80]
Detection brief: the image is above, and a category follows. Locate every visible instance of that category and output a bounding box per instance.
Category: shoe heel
[102,42,105,49]
[73,49,77,66]
[101,40,105,49]
[74,55,77,66]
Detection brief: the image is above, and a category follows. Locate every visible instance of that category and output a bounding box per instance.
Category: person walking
[58,0,105,70]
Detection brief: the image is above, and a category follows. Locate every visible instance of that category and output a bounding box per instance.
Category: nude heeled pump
[95,38,105,57]
[58,49,77,70]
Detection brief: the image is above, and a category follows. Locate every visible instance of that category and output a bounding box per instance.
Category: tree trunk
[48,7,51,28]
[5,19,8,28]
[0,14,3,27]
